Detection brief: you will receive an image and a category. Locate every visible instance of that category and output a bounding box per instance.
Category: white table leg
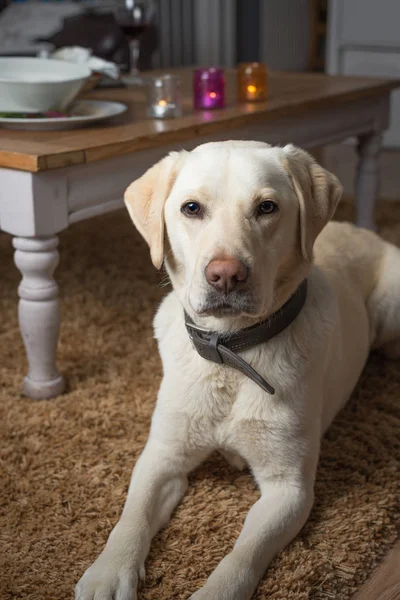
[355,131,382,230]
[13,236,65,400]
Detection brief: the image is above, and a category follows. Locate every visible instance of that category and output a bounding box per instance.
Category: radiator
[155,0,237,67]
[155,0,309,71]
[259,0,310,71]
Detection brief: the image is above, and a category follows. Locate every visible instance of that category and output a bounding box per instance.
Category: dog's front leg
[190,471,315,600]
[76,418,206,600]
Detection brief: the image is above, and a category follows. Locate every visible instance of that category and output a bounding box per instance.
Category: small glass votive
[194,68,225,110]
[147,74,182,119]
[238,62,268,102]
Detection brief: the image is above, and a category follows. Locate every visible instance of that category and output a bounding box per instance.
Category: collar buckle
[187,327,223,364]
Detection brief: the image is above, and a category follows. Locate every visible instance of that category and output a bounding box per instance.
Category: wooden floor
[351,541,400,600]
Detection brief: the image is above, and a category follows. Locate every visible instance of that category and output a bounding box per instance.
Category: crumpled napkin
[51,46,119,79]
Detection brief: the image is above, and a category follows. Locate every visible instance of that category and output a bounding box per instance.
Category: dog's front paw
[189,555,251,600]
[189,586,226,600]
[75,550,144,600]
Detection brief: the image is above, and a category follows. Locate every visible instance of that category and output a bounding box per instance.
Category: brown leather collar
[185,280,308,395]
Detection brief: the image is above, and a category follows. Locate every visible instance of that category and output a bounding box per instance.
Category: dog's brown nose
[205,257,248,294]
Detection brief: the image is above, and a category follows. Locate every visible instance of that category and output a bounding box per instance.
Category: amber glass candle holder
[238,62,268,102]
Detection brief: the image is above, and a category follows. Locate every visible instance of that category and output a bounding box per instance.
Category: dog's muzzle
[185,280,308,395]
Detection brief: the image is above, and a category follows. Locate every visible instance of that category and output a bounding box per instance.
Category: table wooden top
[0,68,399,173]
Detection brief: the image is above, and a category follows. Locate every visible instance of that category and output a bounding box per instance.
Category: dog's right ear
[124,151,184,269]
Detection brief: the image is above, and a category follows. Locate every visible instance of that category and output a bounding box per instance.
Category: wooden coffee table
[0,69,398,399]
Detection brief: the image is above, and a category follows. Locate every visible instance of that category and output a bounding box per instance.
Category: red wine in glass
[118,22,147,38]
[115,2,151,80]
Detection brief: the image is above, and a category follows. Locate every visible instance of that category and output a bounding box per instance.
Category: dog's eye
[181,201,202,217]
[257,200,279,216]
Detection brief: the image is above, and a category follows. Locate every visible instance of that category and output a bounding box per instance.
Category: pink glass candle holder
[194,68,225,110]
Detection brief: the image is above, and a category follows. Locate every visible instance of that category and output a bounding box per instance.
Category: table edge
[1,81,398,173]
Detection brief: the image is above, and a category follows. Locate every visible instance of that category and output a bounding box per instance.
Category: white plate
[0,100,127,131]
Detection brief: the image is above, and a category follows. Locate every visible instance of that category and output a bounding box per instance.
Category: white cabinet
[327,0,400,147]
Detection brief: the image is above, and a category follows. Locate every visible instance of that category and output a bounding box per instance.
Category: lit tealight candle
[238,63,268,102]
[147,75,183,119]
[194,68,225,110]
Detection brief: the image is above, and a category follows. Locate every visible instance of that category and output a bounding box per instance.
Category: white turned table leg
[355,132,382,230]
[13,236,65,400]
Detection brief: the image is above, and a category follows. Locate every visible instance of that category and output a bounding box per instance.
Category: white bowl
[0,58,91,114]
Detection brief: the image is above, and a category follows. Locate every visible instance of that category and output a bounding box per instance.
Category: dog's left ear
[124,151,184,269]
[282,144,343,261]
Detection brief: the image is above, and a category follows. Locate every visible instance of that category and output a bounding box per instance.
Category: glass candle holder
[238,62,268,102]
[194,68,225,110]
[147,74,182,119]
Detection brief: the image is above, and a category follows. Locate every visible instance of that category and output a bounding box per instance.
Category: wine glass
[115,0,154,85]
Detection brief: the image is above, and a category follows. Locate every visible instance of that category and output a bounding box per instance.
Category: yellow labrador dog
[76,141,400,600]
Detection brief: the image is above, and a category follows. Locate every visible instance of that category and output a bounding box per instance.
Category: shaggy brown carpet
[1,200,399,600]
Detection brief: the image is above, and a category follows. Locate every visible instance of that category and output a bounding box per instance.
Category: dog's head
[125,141,342,326]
